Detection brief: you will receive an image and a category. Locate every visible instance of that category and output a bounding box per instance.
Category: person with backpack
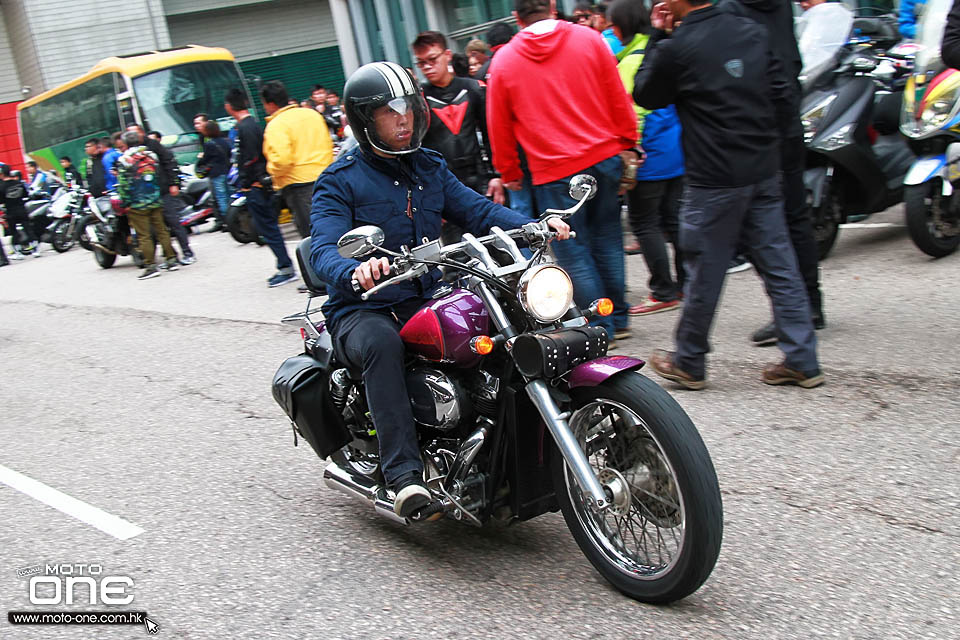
[116,131,180,280]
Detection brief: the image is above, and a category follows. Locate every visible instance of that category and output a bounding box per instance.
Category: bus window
[133,61,244,139]
[20,73,121,153]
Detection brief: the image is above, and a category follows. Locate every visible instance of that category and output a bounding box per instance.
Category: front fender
[567,355,645,389]
[904,155,947,186]
[803,166,830,209]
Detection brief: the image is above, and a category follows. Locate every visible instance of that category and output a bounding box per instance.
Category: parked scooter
[899,0,960,257]
[176,167,217,231]
[799,3,916,259]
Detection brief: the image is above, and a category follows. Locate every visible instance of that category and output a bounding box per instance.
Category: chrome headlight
[920,90,960,128]
[517,265,574,323]
[801,94,837,144]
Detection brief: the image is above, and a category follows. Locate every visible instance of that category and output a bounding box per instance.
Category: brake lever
[359,264,426,301]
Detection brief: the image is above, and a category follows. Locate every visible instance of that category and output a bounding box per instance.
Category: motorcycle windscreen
[798,3,854,88]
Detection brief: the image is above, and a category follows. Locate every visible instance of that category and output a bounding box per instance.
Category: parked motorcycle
[272,176,723,603]
[81,194,144,269]
[799,3,916,259]
[899,0,960,257]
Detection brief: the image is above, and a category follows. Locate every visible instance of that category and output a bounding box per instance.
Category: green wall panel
[239,45,345,115]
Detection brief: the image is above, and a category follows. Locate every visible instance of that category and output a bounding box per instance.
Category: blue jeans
[675,176,818,379]
[246,187,292,270]
[508,170,537,219]
[210,174,230,217]
[533,154,627,339]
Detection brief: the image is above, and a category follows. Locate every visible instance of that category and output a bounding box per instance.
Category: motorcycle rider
[1,164,36,255]
[310,61,569,518]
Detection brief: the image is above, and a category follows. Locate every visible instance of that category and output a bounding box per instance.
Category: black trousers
[626,177,685,301]
[778,136,822,315]
[161,193,191,256]
[330,298,426,488]
[283,183,314,239]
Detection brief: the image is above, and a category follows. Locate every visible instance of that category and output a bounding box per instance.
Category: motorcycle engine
[406,368,469,431]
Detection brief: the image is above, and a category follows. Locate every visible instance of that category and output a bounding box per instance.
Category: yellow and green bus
[17,45,255,177]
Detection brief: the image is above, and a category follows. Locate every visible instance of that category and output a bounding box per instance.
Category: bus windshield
[133,60,243,140]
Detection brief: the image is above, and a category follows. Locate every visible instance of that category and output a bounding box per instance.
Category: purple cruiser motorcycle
[272,176,722,603]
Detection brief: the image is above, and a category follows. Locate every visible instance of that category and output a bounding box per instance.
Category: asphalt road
[0,209,957,640]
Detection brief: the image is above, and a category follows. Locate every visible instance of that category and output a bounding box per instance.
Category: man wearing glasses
[411,31,505,246]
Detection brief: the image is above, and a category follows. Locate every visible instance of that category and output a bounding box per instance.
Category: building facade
[0,0,578,167]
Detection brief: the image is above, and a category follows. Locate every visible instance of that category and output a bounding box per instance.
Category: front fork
[472,279,611,512]
[525,379,609,511]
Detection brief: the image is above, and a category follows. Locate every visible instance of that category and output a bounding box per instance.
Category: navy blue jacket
[310,147,532,331]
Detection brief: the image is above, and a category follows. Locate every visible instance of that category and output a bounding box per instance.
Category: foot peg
[410,500,445,523]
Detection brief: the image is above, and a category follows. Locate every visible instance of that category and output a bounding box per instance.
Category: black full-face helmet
[343,61,429,156]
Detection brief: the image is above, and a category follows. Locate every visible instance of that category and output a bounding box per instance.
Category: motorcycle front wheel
[51,219,74,253]
[904,180,960,258]
[552,372,723,604]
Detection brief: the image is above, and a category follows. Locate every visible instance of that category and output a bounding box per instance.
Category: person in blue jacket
[102,134,122,193]
[900,0,927,39]
[310,61,569,519]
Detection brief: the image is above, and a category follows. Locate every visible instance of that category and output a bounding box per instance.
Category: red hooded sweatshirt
[486,20,637,185]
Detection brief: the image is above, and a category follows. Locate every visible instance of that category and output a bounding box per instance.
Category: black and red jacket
[421,76,494,188]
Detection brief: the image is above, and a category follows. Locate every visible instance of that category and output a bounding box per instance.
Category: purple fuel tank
[399,289,490,367]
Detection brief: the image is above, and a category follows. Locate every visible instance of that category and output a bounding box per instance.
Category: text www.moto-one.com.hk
[8,610,146,625]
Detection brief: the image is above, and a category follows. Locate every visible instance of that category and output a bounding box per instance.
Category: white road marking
[0,464,144,540]
[839,222,905,229]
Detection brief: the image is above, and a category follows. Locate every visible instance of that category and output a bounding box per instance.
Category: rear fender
[567,356,645,389]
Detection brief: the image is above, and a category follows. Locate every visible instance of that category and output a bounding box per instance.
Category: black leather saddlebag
[512,325,609,378]
[272,354,351,459]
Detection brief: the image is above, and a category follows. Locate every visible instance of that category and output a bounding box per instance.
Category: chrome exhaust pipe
[323,462,408,526]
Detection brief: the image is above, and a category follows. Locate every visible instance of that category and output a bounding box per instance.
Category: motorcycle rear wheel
[94,246,116,268]
[225,203,259,244]
[552,372,722,604]
[904,180,960,258]
[52,219,74,253]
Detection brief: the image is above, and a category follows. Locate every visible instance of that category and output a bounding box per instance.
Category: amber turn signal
[470,335,495,355]
[594,298,614,317]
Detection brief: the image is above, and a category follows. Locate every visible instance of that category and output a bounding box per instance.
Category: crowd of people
[2,0,830,389]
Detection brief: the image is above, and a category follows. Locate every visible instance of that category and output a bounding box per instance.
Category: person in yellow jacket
[261,80,334,238]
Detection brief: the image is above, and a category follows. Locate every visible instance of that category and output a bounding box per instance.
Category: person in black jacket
[717,0,825,345]
[634,0,823,390]
[59,156,83,187]
[224,87,295,287]
[83,139,106,197]
[126,124,195,264]
[198,120,232,231]
[943,0,960,69]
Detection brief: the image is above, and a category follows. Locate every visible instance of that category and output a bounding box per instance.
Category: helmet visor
[363,94,429,156]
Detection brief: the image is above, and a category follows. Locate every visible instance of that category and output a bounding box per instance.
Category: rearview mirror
[337,225,385,258]
[568,174,597,202]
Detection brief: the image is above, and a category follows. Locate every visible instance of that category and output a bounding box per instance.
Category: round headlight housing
[517,265,574,323]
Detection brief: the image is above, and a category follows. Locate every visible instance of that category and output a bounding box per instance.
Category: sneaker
[649,349,706,390]
[392,471,432,518]
[180,253,197,266]
[751,322,778,346]
[267,271,297,288]
[629,295,681,316]
[138,265,161,280]
[614,328,632,341]
[159,257,180,271]
[762,362,824,388]
[624,242,642,255]
[726,256,752,274]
